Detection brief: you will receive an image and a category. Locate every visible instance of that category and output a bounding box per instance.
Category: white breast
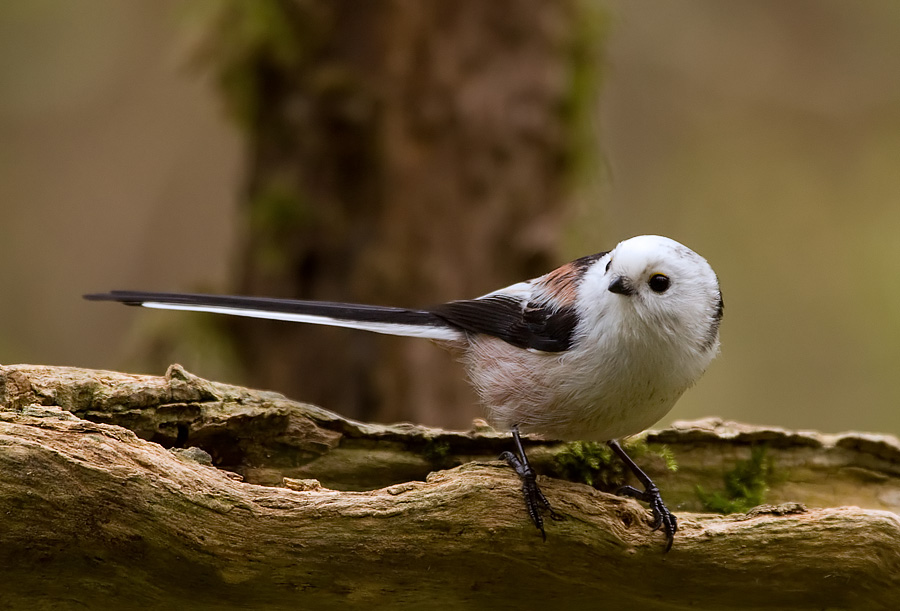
[465,319,710,441]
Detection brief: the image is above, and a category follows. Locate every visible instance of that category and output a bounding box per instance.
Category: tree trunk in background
[201,0,597,426]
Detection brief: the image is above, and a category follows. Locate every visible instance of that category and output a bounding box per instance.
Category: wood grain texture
[2,364,900,609]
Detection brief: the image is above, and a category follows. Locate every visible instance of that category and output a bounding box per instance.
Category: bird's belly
[512,379,684,441]
[570,387,682,441]
[466,336,690,441]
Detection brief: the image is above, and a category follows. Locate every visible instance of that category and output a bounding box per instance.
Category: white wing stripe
[141,302,463,341]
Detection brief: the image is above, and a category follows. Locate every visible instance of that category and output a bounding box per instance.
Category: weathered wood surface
[2,364,899,610]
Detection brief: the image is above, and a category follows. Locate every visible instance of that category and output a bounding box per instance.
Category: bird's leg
[607,439,677,552]
[500,425,564,540]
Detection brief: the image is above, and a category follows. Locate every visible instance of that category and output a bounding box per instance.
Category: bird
[85,234,723,551]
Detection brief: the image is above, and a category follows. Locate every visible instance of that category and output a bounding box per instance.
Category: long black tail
[84,291,464,341]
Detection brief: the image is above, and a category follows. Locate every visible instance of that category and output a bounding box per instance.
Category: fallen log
[1,364,899,609]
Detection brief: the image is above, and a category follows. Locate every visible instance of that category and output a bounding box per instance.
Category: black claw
[617,483,677,552]
[608,440,678,553]
[502,427,563,540]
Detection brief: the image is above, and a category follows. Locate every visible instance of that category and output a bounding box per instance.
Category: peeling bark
[1,364,899,609]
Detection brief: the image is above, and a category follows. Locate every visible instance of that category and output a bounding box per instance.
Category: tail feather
[83,291,464,341]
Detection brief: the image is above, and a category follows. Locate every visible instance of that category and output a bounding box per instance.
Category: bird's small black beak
[608,275,636,296]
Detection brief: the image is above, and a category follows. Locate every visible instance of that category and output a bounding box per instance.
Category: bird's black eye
[648,273,670,293]
[605,259,612,273]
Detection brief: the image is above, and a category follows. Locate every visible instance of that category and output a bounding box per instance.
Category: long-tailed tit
[86,234,723,551]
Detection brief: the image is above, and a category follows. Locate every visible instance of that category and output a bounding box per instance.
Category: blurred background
[3,0,900,436]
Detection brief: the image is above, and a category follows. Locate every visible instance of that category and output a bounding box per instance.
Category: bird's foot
[617,483,677,553]
[501,450,564,540]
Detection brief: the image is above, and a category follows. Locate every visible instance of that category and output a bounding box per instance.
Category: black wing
[429,294,578,352]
